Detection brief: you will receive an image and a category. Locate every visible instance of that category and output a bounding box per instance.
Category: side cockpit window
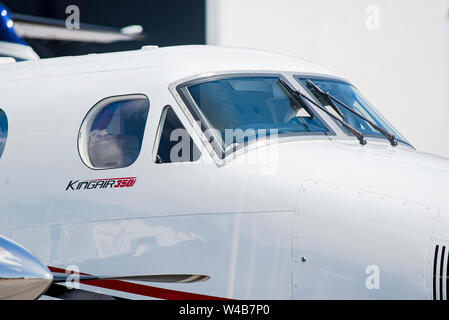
[0,109,7,158]
[78,95,149,169]
[154,106,200,164]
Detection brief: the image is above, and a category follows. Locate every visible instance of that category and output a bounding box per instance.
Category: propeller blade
[11,13,145,43]
[52,273,210,284]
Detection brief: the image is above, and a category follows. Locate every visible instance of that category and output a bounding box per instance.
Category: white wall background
[207,0,449,158]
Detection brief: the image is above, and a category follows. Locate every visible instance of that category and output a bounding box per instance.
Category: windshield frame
[169,71,414,166]
[173,72,336,163]
[293,74,413,148]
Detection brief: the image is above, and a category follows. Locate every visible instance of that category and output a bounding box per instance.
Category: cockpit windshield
[296,76,407,144]
[182,75,331,157]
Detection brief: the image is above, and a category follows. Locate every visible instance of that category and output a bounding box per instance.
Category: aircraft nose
[0,235,53,299]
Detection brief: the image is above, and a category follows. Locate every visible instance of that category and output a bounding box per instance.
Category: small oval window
[78,95,149,169]
[0,109,7,158]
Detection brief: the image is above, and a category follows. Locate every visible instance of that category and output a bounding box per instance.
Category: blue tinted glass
[187,76,329,151]
[156,107,201,164]
[297,77,406,142]
[87,97,149,169]
[0,109,7,158]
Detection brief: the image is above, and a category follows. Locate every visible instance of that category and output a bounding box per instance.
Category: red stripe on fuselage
[87,177,136,182]
[48,266,227,300]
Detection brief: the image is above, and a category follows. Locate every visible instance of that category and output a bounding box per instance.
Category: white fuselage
[0,45,448,299]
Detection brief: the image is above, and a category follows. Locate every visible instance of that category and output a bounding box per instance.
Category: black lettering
[95,181,105,188]
[77,181,88,190]
[87,181,96,189]
[66,180,79,191]
[105,180,115,188]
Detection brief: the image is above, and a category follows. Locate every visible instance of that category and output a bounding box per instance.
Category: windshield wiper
[306,80,398,147]
[278,78,367,146]
[306,81,345,120]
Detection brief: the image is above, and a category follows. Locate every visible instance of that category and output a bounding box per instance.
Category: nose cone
[0,235,53,300]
